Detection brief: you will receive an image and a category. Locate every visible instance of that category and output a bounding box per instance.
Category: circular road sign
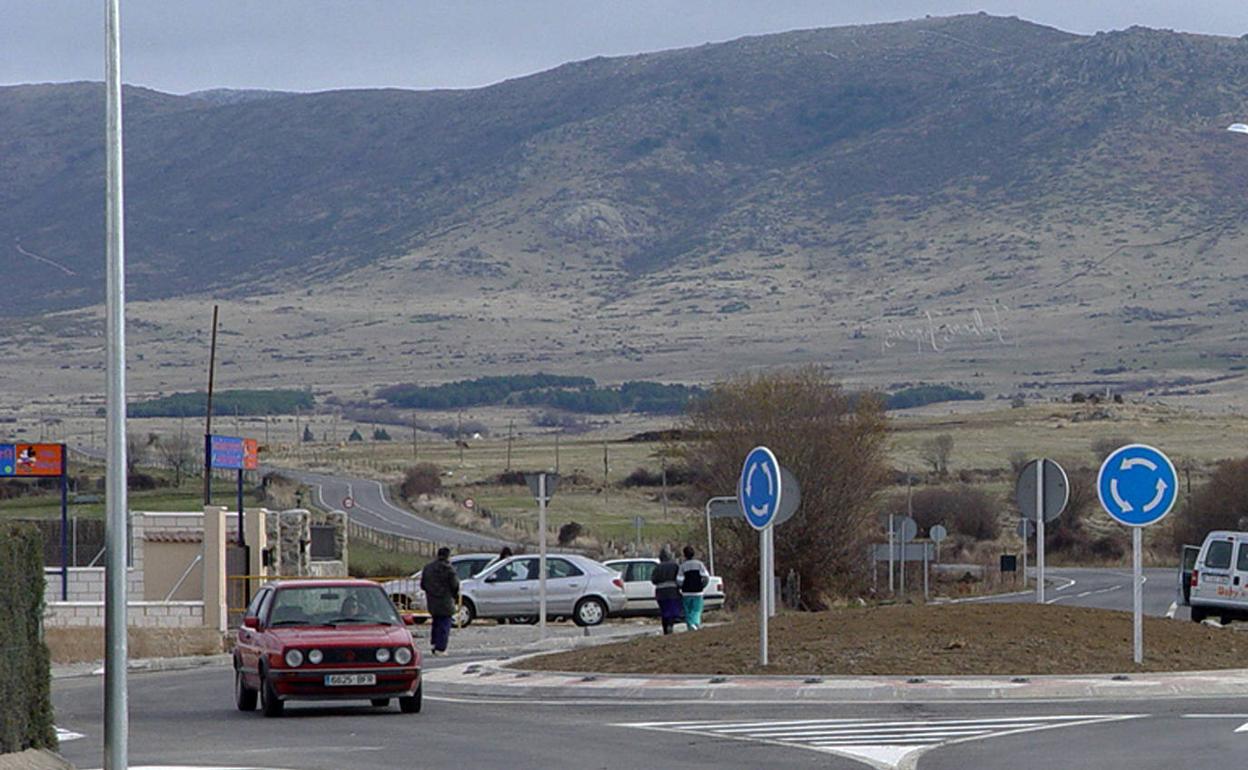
[1097,443,1178,527]
[342,496,355,509]
[1017,519,1035,539]
[1016,458,1069,522]
[464,498,475,510]
[930,524,948,544]
[738,446,782,531]
[897,516,918,543]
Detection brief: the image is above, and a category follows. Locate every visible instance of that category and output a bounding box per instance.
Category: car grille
[319,647,380,664]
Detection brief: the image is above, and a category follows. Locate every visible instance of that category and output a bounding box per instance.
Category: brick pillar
[247,508,268,579]
[202,505,228,633]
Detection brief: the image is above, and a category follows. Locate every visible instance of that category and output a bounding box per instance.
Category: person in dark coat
[650,549,682,635]
[421,547,460,655]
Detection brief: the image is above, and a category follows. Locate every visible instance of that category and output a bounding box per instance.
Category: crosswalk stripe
[618,714,1143,769]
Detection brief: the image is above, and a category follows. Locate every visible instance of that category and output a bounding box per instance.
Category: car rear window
[1205,540,1233,570]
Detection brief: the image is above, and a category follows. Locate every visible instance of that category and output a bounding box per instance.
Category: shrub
[401,463,442,499]
[557,522,584,546]
[0,524,56,753]
[906,485,999,541]
[1168,457,1248,548]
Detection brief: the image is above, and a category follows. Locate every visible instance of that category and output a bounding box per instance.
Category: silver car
[603,558,726,617]
[380,553,498,620]
[457,554,626,627]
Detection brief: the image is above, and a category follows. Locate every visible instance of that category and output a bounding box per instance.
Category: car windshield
[268,585,401,627]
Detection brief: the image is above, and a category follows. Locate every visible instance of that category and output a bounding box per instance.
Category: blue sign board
[0,445,13,476]
[209,435,245,470]
[1097,443,1178,527]
[738,446,782,531]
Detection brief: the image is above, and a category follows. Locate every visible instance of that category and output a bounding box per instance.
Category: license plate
[324,673,376,686]
[1206,574,1229,585]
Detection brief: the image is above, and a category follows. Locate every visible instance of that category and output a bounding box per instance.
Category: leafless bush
[401,463,442,499]
[920,434,955,476]
[680,368,889,608]
[1167,457,1248,548]
[906,485,999,541]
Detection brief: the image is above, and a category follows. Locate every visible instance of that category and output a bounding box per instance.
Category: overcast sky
[3,1,1246,94]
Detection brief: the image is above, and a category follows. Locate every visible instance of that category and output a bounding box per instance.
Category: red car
[233,579,422,717]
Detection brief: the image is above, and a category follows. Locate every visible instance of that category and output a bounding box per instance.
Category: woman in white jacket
[676,545,710,630]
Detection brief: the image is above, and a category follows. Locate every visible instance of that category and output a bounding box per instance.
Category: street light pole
[104,0,129,767]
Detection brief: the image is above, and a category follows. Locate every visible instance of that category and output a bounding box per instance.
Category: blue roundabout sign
[738,446,782,531]
[1096,443,1178,527]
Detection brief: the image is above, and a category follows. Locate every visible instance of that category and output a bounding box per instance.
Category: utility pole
[506,419,514,471]
[660,455,669,518]
[603,441,609,504]
[457,411,464,466]
[555,433,560,473]
[202,304,219,505]
[411,411,418,460]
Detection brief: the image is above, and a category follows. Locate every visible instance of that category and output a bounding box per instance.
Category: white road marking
[55,725,85,742]
[619,714,1142,770]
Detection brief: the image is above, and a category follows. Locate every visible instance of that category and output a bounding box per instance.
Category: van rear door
[1197,537,1235,599]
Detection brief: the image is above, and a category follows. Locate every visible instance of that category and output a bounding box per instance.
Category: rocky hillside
[3,14,1248,401]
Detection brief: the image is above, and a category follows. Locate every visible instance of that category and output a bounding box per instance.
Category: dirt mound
[521,604,1248,676]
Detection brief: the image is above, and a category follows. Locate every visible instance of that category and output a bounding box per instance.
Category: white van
[1189,531,1248,623]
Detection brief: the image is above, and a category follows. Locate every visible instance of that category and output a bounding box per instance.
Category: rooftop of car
[266,578,384,589]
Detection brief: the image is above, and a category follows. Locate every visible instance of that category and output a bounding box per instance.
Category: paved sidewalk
[425,655,1248,702]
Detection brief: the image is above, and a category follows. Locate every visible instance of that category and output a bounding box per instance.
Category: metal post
[888,513,895,594]
[538,473,547,641]
[1133,526,1143,664]
[104,0,129,764]
[900,535,906,599]
[1036,459,1045,604]
[237,469,245,547]
[923,543,929,601]
[767,526,776,618]
[60,470,69,601]
[704,499,714,576]
[759,527,768,666]
[1021,523,1028,588]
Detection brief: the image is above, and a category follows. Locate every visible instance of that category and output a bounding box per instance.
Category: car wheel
[260,671,284,717]
[370,698,391,708]
[454,600,474,629]
[234,667,257,712]
[1192,606,1208,623]
[573,597,607,627]
[510,615,538,625]
[399,684,422,714]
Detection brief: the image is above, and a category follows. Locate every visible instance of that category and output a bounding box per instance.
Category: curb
[51,653,232,680]
[424,655,1248,703]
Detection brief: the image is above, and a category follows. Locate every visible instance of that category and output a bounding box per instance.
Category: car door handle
[1236,577,1241,586]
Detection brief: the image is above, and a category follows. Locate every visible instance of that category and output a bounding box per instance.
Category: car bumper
[269,666,421,700]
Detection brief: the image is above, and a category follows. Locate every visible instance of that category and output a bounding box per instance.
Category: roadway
[961,566,1191,620]
[52,658,1248,770]
[263,466,510,551]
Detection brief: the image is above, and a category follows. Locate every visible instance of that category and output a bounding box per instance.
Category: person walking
[677,545,710,630]
[650,549,682,635]
[421,547,460,656]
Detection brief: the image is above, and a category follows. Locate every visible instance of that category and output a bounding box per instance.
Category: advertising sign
[208,435,258,470]
[0,443,65,477]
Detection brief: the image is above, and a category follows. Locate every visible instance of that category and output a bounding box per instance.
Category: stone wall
[43,600,204,628]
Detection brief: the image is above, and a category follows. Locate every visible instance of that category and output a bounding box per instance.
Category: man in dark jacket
[421,547,460,655]
[650,549,682,635]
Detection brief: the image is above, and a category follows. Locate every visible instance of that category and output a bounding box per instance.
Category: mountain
[3,14,1248,404]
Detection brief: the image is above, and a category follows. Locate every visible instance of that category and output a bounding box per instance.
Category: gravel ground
[518,604,1248,676]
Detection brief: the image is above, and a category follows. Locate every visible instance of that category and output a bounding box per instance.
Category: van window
[1206,540,1233,569]
[1238,545,1248,572]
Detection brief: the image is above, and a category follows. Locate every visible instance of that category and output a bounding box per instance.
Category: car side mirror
[485,573,500,583]
[402,613,416,626]
[242,616,259,630]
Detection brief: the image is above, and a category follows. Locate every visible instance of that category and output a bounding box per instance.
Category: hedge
[0,524,55,754]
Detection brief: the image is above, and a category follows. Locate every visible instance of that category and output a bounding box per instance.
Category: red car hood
[267,625,413,646]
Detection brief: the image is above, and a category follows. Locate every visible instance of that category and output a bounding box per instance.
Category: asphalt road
[965,566,1191,620]
[269,466,510,550]
[53,661,1248,770]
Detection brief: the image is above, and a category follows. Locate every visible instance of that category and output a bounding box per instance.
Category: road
[265,466,510,550]
[964,566,1191,620]
[52,660,1248,770]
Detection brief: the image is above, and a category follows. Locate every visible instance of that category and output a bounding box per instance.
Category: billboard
[209,435,258,470]
[0,443,65,477]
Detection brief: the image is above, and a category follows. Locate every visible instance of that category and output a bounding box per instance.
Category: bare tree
[920,434,955,476]
[680,367,890,607]
[155,433,197,487]
[126,432,153,474]
[1091,436,1133,464]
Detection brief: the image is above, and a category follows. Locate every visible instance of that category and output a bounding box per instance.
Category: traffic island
[422,603,1248,702]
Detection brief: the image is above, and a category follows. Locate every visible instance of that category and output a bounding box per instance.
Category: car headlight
[394,646,413,665]
[375,647,391,663]
[307,648,323,665]
[284,649,304,668]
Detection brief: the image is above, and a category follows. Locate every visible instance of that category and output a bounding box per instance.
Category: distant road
[958,566,1189,619]
[267,466,511,551]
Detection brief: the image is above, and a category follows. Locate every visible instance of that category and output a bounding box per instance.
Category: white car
[380,553,498,619]
[1189,531,1248,623]
[457,554,627,627]
[603,558,725,618]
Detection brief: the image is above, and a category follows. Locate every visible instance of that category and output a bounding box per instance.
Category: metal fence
[12,517,108,567]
